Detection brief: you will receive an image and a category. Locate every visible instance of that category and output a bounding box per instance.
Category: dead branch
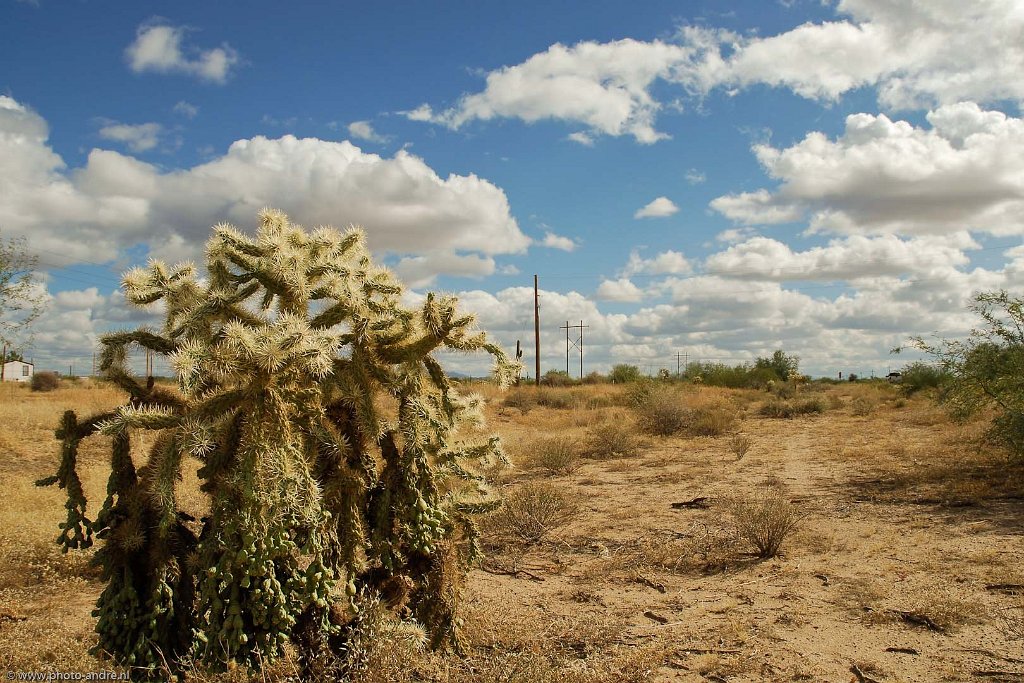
[671,496,710,509]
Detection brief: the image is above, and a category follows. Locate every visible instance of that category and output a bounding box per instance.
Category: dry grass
[633,385,739,437]
[851,395,876,416]
[758,396,826,418]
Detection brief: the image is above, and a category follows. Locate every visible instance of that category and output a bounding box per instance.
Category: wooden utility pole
[533,275,541,386]
[1,342,6,382]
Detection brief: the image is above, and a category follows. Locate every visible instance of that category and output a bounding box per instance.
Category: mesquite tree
[38,210,516,676]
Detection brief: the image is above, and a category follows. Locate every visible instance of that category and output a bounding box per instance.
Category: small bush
[502,389,537,413]
[30,371,60,392]
[485,482,578,545]
[899,361,949,395]
[535,388,577,409]
[583,422,644,460]
[729,434,752,460]
[633,386,738,437]
[520,436,580,474]
[634,385,688,435]
[684,403,738,436]
[541,370,576,387]
[851,396,875,416]
[728,485,802,558]
[759,397,825,419]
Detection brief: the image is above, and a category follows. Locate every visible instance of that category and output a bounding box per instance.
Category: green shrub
[909,291,1024,458]
[899,361,949,395]
[608,364,643,383]
[754,350,800,382]
[30,371,60,392]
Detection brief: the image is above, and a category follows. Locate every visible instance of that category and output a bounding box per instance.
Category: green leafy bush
[754,350,800,382]
[910,290,1024,458]
[608,363,642,383]
[899,361,949,395]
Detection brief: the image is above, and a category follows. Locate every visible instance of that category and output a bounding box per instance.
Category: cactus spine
[38,209,515,676]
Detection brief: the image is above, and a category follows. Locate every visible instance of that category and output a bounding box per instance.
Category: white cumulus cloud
[634,196,679,219]
[406,39,687,144]
[621,249,691,276]
[347,120,389,144]
[541,232,577,252]
[0,95,530,274]
[97,122,163,153]
[711,103,1024,237]
[125,21,240,84]
[408,2,1024,143]
[596,278,645,302]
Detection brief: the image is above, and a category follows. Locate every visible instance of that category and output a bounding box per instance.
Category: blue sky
[3,0,1024,377]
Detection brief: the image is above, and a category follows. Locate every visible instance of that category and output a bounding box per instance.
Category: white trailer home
[2,360,34,382]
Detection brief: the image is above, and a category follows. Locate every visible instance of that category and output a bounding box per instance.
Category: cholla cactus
[38,209,516,676]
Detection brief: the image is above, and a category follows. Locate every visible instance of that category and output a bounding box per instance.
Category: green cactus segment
[41,209,517,677]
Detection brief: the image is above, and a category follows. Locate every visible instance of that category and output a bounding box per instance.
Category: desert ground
[1,379,1023,682]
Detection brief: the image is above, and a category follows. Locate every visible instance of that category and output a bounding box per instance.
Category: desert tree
[38,209,517,676]
[0,233,45,354]
[905,290,1024,457]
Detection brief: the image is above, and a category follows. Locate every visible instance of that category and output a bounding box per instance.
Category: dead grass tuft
[727,483,803,558]
[582,421,645,460]
[482,482,578,547]
[759,397,825,419]
[728,434,752,460]
[517,435,581,474]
